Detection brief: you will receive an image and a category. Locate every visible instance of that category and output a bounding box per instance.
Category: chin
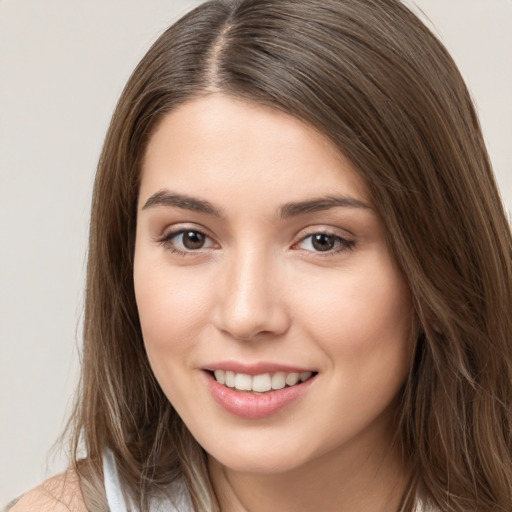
[209,447,310,475]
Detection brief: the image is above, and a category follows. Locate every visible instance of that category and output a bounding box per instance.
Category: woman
[8,0,512,511]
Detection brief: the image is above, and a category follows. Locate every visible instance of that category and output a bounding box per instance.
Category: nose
[213,248,291,341]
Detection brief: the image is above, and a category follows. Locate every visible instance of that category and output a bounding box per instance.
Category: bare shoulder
[10,469,88,512]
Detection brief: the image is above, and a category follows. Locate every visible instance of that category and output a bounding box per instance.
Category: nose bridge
[215,244,289,340]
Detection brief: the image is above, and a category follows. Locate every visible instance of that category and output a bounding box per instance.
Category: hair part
[68,1,512,511]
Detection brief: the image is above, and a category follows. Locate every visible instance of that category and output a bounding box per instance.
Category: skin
[134,94,414,512]
[10,471,87,512]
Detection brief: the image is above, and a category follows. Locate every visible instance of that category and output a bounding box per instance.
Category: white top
[102,451,194,512]
[103,451,434,512]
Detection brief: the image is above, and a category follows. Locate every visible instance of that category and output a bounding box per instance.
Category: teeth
[225,371,235,388]
[214,369,225,385]
[252,373,271,392]
[285,372,299,386]
[234,373,252,391]
[212,369,314,392]
[300,371,312,382]
[271,372,286,390]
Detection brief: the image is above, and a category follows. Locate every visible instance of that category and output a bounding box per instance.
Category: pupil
[183,231,205,249]
[312,234,335,251]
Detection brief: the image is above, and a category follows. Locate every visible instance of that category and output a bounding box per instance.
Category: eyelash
[156,228,215,257]
[156,229,355,257]
[294,232,355,256]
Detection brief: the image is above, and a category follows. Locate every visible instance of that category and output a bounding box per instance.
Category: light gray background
[1,0,511,503]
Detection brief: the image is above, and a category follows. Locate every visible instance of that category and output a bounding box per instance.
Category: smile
[212,369,313,393]
[204,366,318,419]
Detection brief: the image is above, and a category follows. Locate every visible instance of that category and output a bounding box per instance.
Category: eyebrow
[142,189,224,217]
[141,189,370,218]
[279,195,370,218]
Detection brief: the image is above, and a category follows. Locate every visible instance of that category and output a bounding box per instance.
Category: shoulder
[9,469,88,512]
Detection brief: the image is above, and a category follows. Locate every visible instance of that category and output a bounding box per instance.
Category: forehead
[140,94,370,208]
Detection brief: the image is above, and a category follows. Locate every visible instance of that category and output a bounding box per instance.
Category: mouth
[203,366,318,419]
[208,369,316,393]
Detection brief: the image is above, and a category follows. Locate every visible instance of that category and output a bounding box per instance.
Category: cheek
[294,256,413,377]
[293,263,413,445]
[133,257,212,367]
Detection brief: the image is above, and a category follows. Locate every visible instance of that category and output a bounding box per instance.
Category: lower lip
[204,372,316,419]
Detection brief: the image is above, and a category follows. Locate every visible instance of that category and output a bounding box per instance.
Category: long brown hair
[69,1,512,510]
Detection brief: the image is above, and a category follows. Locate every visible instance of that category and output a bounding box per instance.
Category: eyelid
[293,225,353,242]
[155,224,219,255]
[292,226,355,254]
[153,223,355,256]
[156,222,215,241]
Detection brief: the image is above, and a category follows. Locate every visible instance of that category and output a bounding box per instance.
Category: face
[134,94,413,475]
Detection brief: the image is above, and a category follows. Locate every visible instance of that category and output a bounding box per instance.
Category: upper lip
[203,361,316,375]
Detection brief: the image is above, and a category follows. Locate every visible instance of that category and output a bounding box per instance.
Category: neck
[208,423,410,512]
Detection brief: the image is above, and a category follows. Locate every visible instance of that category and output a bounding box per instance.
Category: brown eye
[296,232,355,254]
[182,231,206,249]
[311,233,336,252]
[159,229,216,254]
